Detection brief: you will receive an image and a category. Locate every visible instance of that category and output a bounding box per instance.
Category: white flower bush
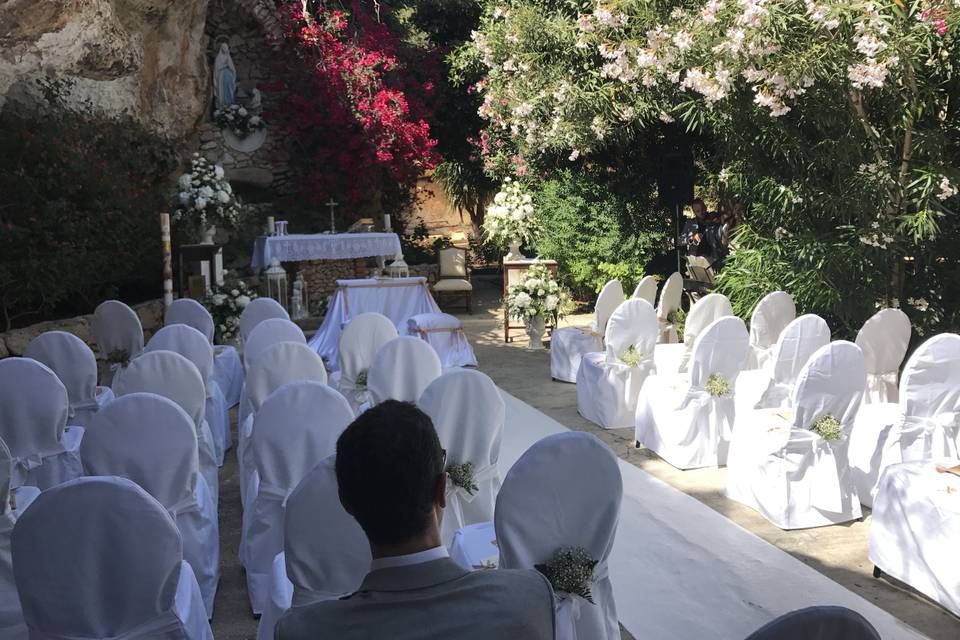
[213,104,266,138]
[175,154,242,231]
[482,178,539,248]
[506,264,570,323]
[205,277,258,343]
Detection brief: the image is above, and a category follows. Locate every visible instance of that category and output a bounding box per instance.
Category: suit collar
[359,557,469,593]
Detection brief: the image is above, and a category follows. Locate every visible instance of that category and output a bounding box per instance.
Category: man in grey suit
[276,400,556,639]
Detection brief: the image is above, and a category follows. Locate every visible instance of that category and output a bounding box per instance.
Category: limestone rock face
[0,0,212,135]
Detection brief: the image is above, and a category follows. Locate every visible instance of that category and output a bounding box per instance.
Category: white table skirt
[308,277,441,371]
[251,233,401,272]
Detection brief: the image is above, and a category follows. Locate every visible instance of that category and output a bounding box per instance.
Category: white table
[251,232,401,272]
[308,277,441,370]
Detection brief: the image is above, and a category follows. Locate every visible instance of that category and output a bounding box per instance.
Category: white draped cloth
[251,232,402,272]
[367,336,442,405]
[855,308,911,405]
[726,341,866,530]
[848,333,960,508]
[256,456,370,640]
[636,316,749,469]
[93,299,144,367]
[744,292,796,371]
[239,298,290,342]
[237,319,307,429]
[869,459,960,618]
[656,272,684,344]
[496,432,622,640]
[631,275,658,306]
[0,437,35,639]
[419,369,505,546]
[550,280,624,383]
[653,292,733,376]
[330,312,399,411]
[11,476,212,640]
[577,299,659,429]
[0,358,83,490]
[241,382,353,616]
[308,278,440,371]
[80,394,220,617]
[406,313,478,369]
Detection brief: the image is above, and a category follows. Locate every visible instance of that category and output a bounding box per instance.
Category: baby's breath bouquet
[482,178,538,248]
[174,154,242,232]
[812,414,843,442]
[506,264,570,324]
[446,461,479,496]
[535,547,599,604]
[206,277,258,343]
[706,373,730,397]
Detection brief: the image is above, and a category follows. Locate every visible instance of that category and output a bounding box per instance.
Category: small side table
[178,244,224,298]
[502,259,559,343]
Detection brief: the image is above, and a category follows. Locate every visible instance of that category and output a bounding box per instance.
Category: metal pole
[161,213,173,307]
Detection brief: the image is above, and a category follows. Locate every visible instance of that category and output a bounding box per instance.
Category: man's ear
[435,472,447,510]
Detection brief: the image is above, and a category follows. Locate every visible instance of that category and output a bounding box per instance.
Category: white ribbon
[12,453,44,473]
[165,493,203,520]
[444,463,499,533]
[31,610,184,639]
[553,559,609,640]
[777,430,845,513]
[68,398,101,419]
[897,413,959,461]
[257,481,293,507]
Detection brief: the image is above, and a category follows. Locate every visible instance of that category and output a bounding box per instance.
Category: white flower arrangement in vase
[213,104,266,138]
[205,278,258,344]
[174,154,242,237]
[482,178,538,260]
[506,264,570,350]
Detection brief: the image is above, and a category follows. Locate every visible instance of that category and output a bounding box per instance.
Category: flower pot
[505,239,525,262]
[200,225,217,244]
[525,315,546,351]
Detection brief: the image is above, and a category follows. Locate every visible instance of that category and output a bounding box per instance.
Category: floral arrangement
[812,414,843,442]
[506,264,570,323]
[205,278,258,343]
[706,373,730,398]
[482,178,538,248]
[175,154,242,231]
[446,461,479,496]
[355,369,368,389]
[213,104,265,138]
[619,345,644,368]
[535,546,599,604]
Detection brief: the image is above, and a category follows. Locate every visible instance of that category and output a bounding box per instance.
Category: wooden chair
[433,248,472,313]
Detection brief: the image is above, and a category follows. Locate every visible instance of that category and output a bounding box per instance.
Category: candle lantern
[388,252,409,279]
[265,258,289,310]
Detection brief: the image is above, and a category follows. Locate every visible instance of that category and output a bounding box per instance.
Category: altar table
[308,277,441,370]
[251,232,402,272]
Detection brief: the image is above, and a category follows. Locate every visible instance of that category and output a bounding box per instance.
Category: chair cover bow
[444,462,499,533]
[257,480,294,507]
[897,413,959,461]
[554,559,609,640]
[165,494,203,520]
[29,609,184,640]
[781,432,845,513]
[68,398,101,419]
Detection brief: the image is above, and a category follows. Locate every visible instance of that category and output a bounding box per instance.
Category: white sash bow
[897,413,959,461]
[781,431,845,513]
[554,559,609,640]
[67,398,101,419]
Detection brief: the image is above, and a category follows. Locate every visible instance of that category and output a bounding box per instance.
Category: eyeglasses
[439,447,447,475]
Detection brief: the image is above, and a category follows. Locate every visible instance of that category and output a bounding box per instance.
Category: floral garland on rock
[213,104,265,138]
[506,264,570,324]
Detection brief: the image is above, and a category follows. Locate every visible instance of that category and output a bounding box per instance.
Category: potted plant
[506,264,570,350]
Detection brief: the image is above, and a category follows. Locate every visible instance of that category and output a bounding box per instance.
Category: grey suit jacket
[276,558,556,639]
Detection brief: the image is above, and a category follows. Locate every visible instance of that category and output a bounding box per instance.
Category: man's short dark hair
[335,400,445,546]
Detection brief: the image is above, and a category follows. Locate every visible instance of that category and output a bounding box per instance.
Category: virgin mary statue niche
[213,43,237,109]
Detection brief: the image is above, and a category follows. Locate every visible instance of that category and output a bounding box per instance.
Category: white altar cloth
[251,233,401,272]
[308,277,441,371]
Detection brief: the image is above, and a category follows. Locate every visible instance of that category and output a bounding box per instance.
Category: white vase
[201,225,217,244]
[505,239,525,262]
[525,315,546,351]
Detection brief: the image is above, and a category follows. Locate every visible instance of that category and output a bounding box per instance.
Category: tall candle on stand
[266,216,275,236]
[384,214,391,231]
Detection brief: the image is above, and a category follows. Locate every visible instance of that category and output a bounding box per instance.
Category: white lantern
[388,252,409,279]
[265,258,289,310]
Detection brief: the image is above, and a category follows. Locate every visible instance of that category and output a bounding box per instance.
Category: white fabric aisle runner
[496,390,927,640]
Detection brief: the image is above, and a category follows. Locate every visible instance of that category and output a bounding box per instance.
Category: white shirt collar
[370,545,449,571]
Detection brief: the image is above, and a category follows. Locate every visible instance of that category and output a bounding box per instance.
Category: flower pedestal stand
[505,239,525,262]
[525,315,546,351]
[502,259,559,343]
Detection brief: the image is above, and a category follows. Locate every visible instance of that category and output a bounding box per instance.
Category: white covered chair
[237,318,308,430]
[334,312,399,411]
[238,342,328,507]
[0,358,83,490]
[11,476,213,640]
[653,292,733,375]
[726,341,866,530]
[631,275,658,306]
[656,272,684,344]
[744,291,796,370]
[112,350,219,506]
[406,312,478,368]
[549,279,624,383]
[856,308,911,405]
[241,381,353,615]
[496,432,621,640]
[577,299,659,429]
[419,369,505,546]
[0,437,36,639]
[869,459,960,618]
[25,330,114,428]
[636,316,749,469]
[93,299,144,373]
[734,314,831,415]
[256,455,370,640]
[367,336,442,405]
[239,297,290,342]
[146,324,229,468]
[848,333,960,507]
[80,393,220,617]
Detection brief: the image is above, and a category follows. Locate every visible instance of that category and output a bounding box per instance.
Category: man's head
[336,400,446,549]
[690,198,706,219]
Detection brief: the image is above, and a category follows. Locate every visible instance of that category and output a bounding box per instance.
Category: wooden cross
[326,198,339,233]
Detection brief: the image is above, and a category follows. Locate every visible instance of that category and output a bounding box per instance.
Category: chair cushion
[433,279,473,292]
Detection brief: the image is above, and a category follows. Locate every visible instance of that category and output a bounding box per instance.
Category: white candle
[266,216,275,235]
[384,214,391,231]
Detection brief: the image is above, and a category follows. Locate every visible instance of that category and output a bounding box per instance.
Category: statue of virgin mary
[213,43,237,109]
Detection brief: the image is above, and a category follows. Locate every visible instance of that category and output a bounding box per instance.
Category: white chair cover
[496,432,621,640]
[93,300,144,368]
[726,341,866,529]
[636,316,749,469]
[241,382,354,615]
[146,325,229,468]
[450,522,499,571]
[11,476,212,640]
[256,455,370,640]
[336,312,399,411]
[654,292,733,375]
[165,298,215,343]
[855,308,911,405]
[239,297,290,342]
[631,275,658,306]
[577,299,659,429]
[406,313,478,369]
[367,337,442,405]
[112,350,219,507]
[238,342,328,507]
[0,358,83,490]
[656,272,683,344]
[550,280,624,383]
[25,331,113,428]
[244,318,306,370]
[745,292,796,370]
[735,314,831,415]
[848,333,960,507]
[80,393,220,618]
[419,369,505,546]
[0,437,27,639]
[869,459,960,618]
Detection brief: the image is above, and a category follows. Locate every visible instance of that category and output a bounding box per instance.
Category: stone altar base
[294,258,369,308]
